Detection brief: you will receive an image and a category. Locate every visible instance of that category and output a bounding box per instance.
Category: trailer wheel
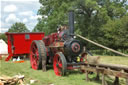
[30,40,46,70]
[53,52,67,76]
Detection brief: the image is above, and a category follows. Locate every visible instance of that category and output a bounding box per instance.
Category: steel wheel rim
[30,42,39,70]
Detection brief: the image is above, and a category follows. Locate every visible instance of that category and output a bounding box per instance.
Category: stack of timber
[80,62,128,85]
[0,75,24,85]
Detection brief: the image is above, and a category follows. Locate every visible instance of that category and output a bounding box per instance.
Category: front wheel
[53,52,67,76]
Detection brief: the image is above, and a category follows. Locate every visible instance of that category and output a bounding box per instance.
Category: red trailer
[5,32,45,61]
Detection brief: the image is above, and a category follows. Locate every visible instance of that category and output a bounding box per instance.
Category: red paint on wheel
[30,42,39,70]
[53,54,62,76]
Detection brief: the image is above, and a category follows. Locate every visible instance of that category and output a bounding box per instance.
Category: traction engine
[30,11,88,76]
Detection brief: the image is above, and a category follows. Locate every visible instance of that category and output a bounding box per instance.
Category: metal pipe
[69,10,74,36]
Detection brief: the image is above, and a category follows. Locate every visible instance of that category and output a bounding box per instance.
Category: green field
[0,56,128,85]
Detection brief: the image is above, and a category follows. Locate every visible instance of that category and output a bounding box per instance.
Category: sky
[0,0,41,33]
[0,0,128,33]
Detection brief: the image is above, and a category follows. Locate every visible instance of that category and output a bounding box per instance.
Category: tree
[8,22,29,32]
[35,0,127,36]
[33,0,128,54]
[32,19,50,35]
[0,34,7,43]
[100,15,128,50]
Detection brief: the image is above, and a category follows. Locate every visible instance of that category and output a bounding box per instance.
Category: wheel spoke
[34,59,37,66]
[58,67,62,75]
[35,51,39,57]
[31,50,35,56]
[58,58,62,68]
[31,46,37,57]
[33,44,37,51]
[32,57,35,66]
[53,52,67,76]
[30,42,39,70]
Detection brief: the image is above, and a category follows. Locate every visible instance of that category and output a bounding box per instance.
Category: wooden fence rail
[80,63,128,85]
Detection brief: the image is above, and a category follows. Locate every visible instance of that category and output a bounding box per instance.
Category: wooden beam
[126,78,128,85]
[84,63,128,71]
[97,63,128,71]
[103,69,128,79]
[86,71,90,81]
[113,77,119,85]
[95,72,100,81]
[76,34,128,57]
[102,74,107,85]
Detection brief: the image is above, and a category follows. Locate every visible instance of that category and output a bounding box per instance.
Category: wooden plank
[113,77,119,85]
[126,78,128,85]
[102,74,107,85]
[95,72,100,81]
[84,63,128,71]
[104,69,128,79]
[102,74,105,85]
[85,71,89,81]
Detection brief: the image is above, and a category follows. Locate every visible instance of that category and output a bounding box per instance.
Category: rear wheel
[53,52,67,76]
[30,40,46,70]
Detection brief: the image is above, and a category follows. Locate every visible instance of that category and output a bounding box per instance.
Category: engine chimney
[69,10,74,36]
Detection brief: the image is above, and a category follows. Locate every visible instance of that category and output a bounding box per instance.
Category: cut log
[0,75,25,85]
[87,56,100,64]
[18,79,24,85]
[0,80,4,85]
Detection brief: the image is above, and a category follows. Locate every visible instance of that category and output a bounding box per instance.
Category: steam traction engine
[30,11,87,76]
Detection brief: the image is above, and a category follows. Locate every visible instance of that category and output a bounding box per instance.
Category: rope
[76,34,128,57]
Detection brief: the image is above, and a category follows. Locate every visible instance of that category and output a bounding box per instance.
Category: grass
[0,56,128,85]
[100,55,128,65]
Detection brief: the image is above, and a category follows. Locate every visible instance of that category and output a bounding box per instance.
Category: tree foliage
[33,0,128,55]
[0,34,7,43]
[8,22,29,32]
[100,16,128,50]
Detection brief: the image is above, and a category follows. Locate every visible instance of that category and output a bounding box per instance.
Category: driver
[57,25,68,33]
